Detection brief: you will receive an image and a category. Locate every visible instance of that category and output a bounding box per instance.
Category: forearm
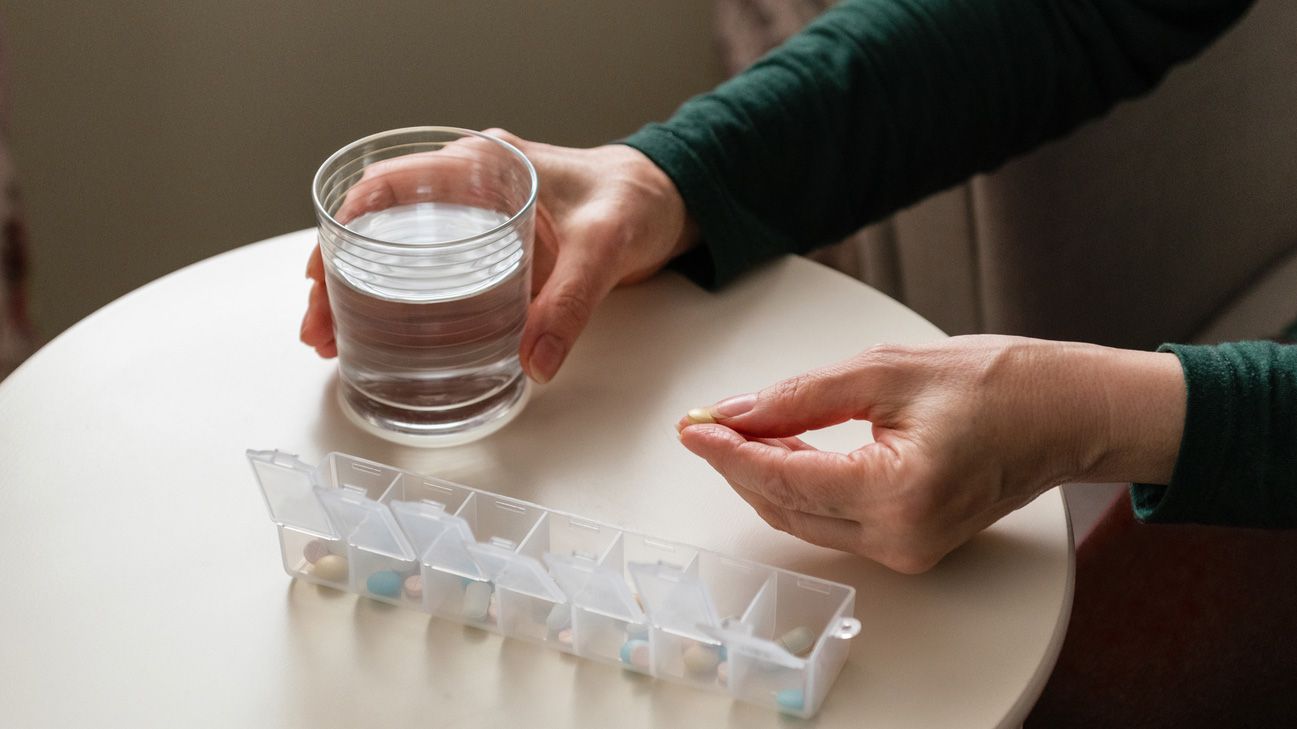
[1132,342,1297,527]
[624,0,1254,285]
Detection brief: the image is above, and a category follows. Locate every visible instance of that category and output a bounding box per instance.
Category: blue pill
[620,638,650,668]
[366,570,403,598]
[775,689,805,712]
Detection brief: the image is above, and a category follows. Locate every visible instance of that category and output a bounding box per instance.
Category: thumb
[684,355,894,438]
[520,240,616,384]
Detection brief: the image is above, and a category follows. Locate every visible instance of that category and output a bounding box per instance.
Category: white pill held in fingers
[462,581,493,621]
[776,626,815,656]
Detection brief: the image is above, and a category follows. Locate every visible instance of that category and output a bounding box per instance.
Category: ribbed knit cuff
[620,123,780,289]
[1131,342,1297,527]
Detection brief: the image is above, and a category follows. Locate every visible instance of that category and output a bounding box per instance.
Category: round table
[0,230,1072,728]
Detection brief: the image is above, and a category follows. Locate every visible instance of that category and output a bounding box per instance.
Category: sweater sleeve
[622,0,1254,287]
[1132,342,1297,527]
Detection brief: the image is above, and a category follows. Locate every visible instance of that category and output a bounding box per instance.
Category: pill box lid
[629,562,720,641]
[704,618,807,670]
[545,553,646,623]
[390,499,475,554]
[469,542,566,603]
[316,486,416,561]
[247,450,337,539]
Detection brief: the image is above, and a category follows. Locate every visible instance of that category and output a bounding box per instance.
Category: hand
[677,335,1186,573]
[301,130,697,381]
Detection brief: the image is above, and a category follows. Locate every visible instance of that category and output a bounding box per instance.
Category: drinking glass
[312,127,537,446]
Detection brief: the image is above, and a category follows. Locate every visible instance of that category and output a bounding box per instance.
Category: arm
[625,0,1255,285]
[1133,342,1297,527]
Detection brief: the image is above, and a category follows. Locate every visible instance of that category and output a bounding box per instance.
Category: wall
[1,1,724,337]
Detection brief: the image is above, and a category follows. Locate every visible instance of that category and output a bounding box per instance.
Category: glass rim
[311,126,539,250]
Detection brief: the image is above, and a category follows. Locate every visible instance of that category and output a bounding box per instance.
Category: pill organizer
[249,449,861,717]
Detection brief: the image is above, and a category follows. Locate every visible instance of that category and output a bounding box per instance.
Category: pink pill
[403,575,423,600]
[303,539,330,564]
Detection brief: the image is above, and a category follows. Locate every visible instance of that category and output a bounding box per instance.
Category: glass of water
[312,127,537,446]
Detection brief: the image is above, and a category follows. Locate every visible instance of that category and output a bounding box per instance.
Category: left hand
[301,130,696,378]
[676,335,1185,573]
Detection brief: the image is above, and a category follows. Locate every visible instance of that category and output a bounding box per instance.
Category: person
[303,0,1292,564]
[301,1,1296,722]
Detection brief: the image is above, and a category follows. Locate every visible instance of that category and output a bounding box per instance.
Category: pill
[366,570,402,598]
[620,638,650,669]
[311,554,348,583]
[682,642,722,674]
[302,539,331,564]
[462,581,492,621]
[775,688,805,712]
[487,593,499,621]
[556,628,574,647]
[546,603,571,633]
[776,626,815,656]
[403,574,423,600]
[716,661,729,686]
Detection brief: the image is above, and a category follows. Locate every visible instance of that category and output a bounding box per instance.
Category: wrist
[1075,346,1187,485]
[614,144,699,258]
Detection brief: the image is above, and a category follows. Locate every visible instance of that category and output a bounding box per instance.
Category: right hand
[676,336,1187,573]
[301,130,697,383]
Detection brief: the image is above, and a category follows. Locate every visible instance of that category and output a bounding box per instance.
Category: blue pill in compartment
[620,638,650,669]
[366,570,403,598]
[775,688,805,712]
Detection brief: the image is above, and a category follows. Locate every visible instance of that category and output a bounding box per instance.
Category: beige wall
[1,1,724,337]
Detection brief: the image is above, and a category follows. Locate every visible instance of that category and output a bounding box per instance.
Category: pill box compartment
[634,553,773,689]
[249,449,859,717]
[718,572,860,715]
[250,450,349,589]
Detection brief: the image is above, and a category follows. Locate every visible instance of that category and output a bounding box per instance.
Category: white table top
[0,229,1072,728]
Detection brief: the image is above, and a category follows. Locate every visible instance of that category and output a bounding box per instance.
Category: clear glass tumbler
[312,127,537,446]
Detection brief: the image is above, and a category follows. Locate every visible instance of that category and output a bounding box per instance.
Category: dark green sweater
[623,0,1296,527]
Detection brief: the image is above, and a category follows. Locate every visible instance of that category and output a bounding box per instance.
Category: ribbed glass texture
[312,127,537,445]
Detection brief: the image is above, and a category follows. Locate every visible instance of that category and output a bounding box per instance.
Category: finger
[519,226,619,383]
[300,279,335,352]
[750,437,813,452]
[332,138,520,224]
[682,351,902,438]
[679,423,880,518]
[306,245,324,283]
[723,476,864,555]
[675,413,813,453]
[530,203,559,297]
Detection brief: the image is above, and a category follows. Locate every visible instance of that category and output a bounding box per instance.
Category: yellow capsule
[685,408,715,425]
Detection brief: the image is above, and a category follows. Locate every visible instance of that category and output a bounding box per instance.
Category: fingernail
[685,393,756,425]
[713,393,757,417]
[529,334,566,384]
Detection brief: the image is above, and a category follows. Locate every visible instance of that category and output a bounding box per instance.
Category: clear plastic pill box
[249,449,861,717]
